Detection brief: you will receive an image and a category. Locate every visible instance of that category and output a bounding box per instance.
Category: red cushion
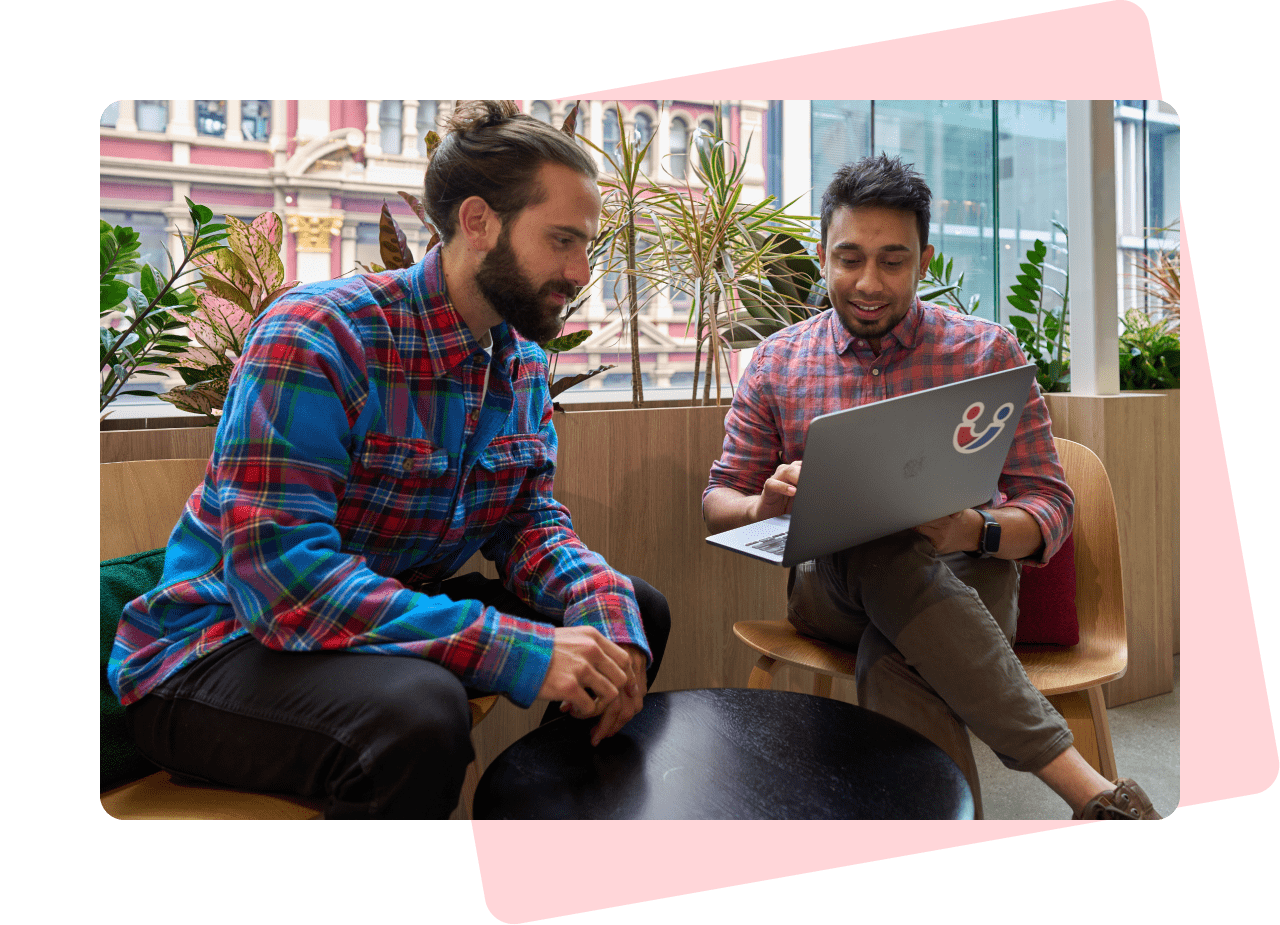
[1016,532,1080,646]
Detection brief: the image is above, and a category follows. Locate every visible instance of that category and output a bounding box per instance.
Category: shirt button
[871,368,881,376]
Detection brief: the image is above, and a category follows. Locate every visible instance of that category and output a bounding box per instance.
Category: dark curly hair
[820,153,932,249]
[424,100,598,243]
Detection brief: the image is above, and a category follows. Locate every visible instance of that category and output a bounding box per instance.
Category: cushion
[1015,532,1080,646]
[100,548,166,790]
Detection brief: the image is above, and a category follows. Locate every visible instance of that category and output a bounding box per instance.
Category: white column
[269,100,287,167]
[168,100,196,137]
[402,99,420,157]
[589,100,604,169]
[225,99,243,143]
[340,222,358,275]
[1066,100,1120,396]
[782,100,813,220]
[116,100,137,133]
[364,100,382,157]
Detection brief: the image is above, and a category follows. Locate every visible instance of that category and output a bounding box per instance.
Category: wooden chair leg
[1087,686,1119,781]
[1048,690,1105,776]
[748,654,778,689]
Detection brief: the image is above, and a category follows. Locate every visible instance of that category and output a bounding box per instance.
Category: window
[634,112,654,169]
[603,108,620,172]
[531,101,552,124]
[100,101,119,128]
[135,100,168,133]
[417,100,438,156]
[241,100,271,141]
[196,100,227,137]
[670,117,689,180]
[380,100,403,155]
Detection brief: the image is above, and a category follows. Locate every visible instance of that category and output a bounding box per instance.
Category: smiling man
[108,100,669,819]
[703,154,1159,820]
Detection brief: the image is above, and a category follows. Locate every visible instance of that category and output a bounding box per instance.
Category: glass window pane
[241,100,271,141]
[810,101,872,216]
[196,100,227,137]
[603,108,620,173]
[997,100,1068,327]
[670,117,688,180]
[380,99,402,155]
[135,100,168,133]
[876,100,997,321]
[100,101,119,128]
[531,101,551,124]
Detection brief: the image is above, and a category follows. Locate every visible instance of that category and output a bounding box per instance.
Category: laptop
[706,363,1038,567]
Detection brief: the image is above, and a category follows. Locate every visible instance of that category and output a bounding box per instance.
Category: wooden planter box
[1044,390,1179,707]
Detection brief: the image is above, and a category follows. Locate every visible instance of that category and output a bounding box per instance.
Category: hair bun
[445,100,520,134]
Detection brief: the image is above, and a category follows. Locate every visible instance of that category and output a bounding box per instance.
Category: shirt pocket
[465,434,548,534]
[335,432,452,562]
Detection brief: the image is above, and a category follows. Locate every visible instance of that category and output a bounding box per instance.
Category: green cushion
[100,548,166,790]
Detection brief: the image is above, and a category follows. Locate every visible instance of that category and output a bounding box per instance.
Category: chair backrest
[101,458,209,560]
[1052,437,1127,655]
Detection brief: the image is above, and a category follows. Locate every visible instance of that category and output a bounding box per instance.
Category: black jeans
[126,574,671,819]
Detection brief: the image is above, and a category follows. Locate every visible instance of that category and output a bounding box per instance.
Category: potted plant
[100,198,226,416]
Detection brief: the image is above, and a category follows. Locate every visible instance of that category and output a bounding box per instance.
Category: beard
[474,228,576,344]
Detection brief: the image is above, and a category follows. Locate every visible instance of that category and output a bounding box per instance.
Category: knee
[368,665,475,768]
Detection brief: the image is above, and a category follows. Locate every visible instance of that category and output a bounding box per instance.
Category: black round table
[473,688,973,819]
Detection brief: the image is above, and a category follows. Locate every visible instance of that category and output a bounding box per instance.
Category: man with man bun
[109,100,669,819]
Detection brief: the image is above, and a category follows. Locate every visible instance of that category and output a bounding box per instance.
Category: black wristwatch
[964,509,1001,559]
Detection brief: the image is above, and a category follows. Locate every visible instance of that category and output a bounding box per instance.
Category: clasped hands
[538,625,647,747]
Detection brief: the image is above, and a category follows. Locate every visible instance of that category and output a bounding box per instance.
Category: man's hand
[913,509,981,555]
[585,645,648,746]
[538,626,631,721]
[753,460,803,522]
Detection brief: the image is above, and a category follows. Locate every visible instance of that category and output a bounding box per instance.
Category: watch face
[984,519,1002,553]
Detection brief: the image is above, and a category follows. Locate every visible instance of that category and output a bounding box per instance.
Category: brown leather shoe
[1073,778,1163,820]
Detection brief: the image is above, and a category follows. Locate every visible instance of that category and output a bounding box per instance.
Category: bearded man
[108,100,670,819]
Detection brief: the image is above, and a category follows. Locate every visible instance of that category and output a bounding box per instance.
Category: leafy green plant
[100,199,227,413]
[157,211,301,422]
[919,253,980,315]
[1005,222,1070,393]
[1118,307,1179,389]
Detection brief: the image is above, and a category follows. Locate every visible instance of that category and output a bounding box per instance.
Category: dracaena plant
[593,102,815,406]
[100,198,227,413]
[157,211,301,422]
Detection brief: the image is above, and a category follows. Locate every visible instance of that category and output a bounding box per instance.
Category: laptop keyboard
[747,532,789,556]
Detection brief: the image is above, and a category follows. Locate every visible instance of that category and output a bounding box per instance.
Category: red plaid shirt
[705,300,1073,564]
[110,245,649,708]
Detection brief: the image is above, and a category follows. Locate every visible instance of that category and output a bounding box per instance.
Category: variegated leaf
[202,276,254,314]
[250,211,284,249]
[226,214,285,292]
[398,191,430,228]
[379,202,414,270]
[424,130,441,157]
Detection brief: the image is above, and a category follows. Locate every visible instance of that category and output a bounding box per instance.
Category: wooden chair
[733,438,1128,817]
[100,458,499,819]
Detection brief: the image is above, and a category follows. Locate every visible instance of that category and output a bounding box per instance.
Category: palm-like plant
[593,104,814,404]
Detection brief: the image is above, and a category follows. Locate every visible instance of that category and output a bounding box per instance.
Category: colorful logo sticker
[953,401,1015,454]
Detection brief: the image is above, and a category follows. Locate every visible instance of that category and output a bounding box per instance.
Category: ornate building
[100,99,772,403]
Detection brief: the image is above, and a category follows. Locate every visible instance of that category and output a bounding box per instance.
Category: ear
[456,195,501,251]
[919,244,935,275]
[816,242,827,277]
